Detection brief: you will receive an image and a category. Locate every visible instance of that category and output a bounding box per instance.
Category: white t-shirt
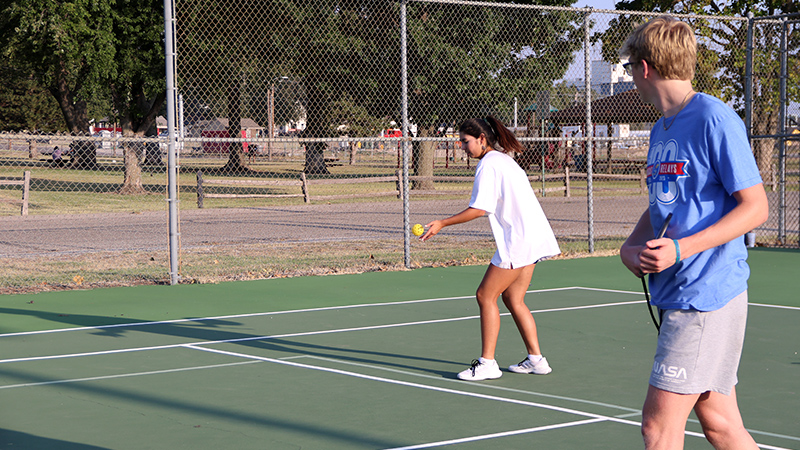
[469,150,560,269]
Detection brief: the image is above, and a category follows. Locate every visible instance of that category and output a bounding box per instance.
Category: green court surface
[1,248,798,449]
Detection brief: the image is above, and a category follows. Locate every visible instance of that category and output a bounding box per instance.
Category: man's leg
[694,387,758,449]
[641,385,699,450]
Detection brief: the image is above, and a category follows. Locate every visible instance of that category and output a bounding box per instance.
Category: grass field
[0,148,653,215]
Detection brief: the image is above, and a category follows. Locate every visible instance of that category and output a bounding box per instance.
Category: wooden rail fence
[196,166,647,208]
[0,171,31,216]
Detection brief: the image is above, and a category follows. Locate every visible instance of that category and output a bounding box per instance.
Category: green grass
[1,150,791,293]
[0,154,660,215]
[0,230,629,294]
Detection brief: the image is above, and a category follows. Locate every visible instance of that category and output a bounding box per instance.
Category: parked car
[383,129,402,138]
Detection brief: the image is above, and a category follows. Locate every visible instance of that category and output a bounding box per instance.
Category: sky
[571,0,618,11]
[562,0,623,81]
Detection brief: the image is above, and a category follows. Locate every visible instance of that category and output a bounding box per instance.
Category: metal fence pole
[744,13,754,139]
[164,0,180,285]
[401,0,411,268]
[584,9,594,253]
[777,17,788,244]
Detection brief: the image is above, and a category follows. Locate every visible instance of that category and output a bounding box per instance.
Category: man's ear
[641,59,654,79]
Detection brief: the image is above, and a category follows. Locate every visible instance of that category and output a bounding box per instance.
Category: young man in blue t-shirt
[619,16,768,450]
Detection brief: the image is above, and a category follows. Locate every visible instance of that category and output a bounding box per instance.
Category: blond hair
[620,16,696,81]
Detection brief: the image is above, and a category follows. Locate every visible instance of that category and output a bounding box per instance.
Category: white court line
[0,300,645,365]
[749,302,800,311]
[300,356,800,446]
[0,286,634,339]
[385,425,800,450]
[4,287,793,340]
[0,360,262,390]
[383,418,608,450]
[3,297,795,366]
[2,349,794,449]
[186,346,794,450]
[185,344,643,426]
[302,355,641,413]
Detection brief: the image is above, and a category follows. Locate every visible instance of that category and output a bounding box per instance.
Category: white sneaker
[457,359,502,381]
[508,356,552,375]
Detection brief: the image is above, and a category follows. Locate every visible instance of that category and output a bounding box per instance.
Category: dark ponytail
[458,116,524,154]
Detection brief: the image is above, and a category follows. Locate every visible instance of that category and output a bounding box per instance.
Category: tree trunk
[113,83,166,194]
[304,141,330,175]
[50,62,90,134]
[412,126,435,190]
[28,140,39,159]
[143,141,164,166]
[349,141,357,165]
[119,142,146,194]
[517,111,541,170]
[221,80,247,174]
[68,140,99,170]
[302,84,330,175]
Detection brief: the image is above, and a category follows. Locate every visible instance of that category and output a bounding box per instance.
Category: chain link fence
[1,1,797,292]
[748,14,800,247]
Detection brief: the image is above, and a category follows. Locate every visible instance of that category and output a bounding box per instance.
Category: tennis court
[1,249,797,449]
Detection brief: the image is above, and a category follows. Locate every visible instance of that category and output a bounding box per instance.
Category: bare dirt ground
[1,192,793,294]
[0,196,646,259]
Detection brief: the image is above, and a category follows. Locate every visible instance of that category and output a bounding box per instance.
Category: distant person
[618,16,768,449]
[52,146,64,167]
[420,116,561,381]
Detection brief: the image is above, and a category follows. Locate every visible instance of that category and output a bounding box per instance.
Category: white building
[592,60,632,85]
[564,60,635,97]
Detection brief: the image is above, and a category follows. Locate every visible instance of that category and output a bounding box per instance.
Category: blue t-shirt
[646,93,762,311]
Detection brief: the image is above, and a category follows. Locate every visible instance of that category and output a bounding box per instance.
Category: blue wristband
[673,239,681,264]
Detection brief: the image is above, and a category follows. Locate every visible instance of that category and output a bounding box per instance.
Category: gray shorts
[649,291,748,396]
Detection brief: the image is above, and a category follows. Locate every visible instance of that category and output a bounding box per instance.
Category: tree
[405,0,582,186]
[327,93,392,164]
[0,0,165,192]
[110,0,168,194]
[0,0,115,134]
[0,56,65,133]
[595,0,799,184]
[176,0,583,179]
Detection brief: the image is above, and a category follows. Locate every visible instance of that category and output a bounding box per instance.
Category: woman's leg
[475,264,526,359]
[500,264,541,355]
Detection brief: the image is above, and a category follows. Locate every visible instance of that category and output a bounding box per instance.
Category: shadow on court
[0,429,111,449]
[0,301,485,449]
[2,252,797,450]
[0,362,409,449]
[0,306,466,377]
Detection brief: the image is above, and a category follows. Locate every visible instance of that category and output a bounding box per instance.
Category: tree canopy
[595,0,798,179]
[0,55,65,132]
[1,0,166,193]
[175,0,584,174]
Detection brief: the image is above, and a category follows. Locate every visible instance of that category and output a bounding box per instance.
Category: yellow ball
[412,224,425,236]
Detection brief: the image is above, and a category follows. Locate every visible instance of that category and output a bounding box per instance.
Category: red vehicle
[201,130,250,154]
[383,129,402,138]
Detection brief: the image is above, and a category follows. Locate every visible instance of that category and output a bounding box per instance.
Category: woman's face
[459,132,485,159]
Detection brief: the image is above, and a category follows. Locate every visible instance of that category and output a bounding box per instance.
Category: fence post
[396,169,404,200]
[639,166,647,194]
[583,8,594,253]
[196,170,204,209]
[301,172,310,203]
[564,166,570,197]
[21,170,30,216]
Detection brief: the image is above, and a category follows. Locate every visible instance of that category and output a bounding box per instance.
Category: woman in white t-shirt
[420,116,560,381]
